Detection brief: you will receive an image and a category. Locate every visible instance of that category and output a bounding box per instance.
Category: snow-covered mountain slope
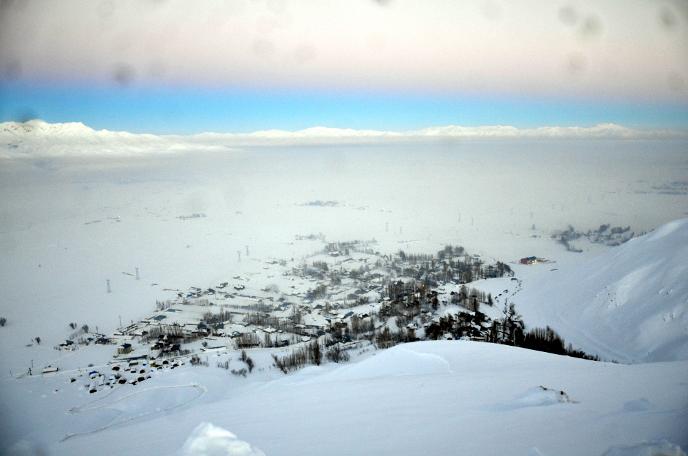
[516,218,688,363]
[3,341,685,456]
[1,120,96,137]
[0,120,225,158]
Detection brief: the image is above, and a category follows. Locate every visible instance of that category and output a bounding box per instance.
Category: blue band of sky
[2,82,687,134]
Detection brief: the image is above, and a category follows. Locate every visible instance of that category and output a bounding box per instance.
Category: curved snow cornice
[1,120,685,159]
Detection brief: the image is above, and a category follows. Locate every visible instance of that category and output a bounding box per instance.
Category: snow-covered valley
[1,129,688,455]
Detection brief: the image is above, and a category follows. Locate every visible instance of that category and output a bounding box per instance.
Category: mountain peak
[0,119,96,137]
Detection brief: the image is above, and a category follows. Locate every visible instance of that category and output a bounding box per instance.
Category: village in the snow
[28,235,575,394]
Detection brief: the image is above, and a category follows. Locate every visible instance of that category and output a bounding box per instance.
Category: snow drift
[517,218,688,363]
[181,423,265,456]
[601,440,687,456]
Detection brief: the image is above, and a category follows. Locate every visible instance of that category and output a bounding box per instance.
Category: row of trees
[202,309,233,326]
[272,338,353,374]
[272,340,322,373]
[393,245,513,285]
[521,326,599,360]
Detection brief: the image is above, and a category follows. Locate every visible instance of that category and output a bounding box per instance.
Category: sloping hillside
[517,218,688,363]
[13,341,682,456]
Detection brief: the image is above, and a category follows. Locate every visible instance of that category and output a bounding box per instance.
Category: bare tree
[326,344,350,363]
[240,350,255,372]
[308,340,322,366]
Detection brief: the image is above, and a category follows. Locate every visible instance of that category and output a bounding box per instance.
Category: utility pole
[245,245,249,257]
[237,250,241,262]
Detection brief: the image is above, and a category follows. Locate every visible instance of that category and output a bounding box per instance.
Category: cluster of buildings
[51,241,520,389]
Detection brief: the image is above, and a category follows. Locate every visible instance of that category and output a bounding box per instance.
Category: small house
[117,343,133,354]
[519,256,538,265]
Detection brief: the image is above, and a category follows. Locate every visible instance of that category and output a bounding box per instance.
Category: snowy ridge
[181,423,265,456]
[0,120,229,158]
[1,120,685,158]
[517,218,688,363]
[40,341,688,456]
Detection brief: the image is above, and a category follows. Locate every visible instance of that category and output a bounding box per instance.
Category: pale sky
[1,0,687,132]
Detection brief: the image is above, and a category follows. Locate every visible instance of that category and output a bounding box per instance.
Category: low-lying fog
[1,139,687,353]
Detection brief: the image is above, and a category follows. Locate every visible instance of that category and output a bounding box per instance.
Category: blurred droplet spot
[558,5,578,26]
[2,58,22,80]
[578,15,603,39]
[11,108,39,124]
[112,63,135,86]
[659,6,677,29]
[0,0,16,11]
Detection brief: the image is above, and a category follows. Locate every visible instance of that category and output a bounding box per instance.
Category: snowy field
[3,342,687,456]
[1,137,688,454]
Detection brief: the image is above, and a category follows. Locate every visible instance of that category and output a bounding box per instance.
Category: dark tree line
[521,326,599,360]
[425,310,489,341]
[273,340,322,373]
[393,245,512,285]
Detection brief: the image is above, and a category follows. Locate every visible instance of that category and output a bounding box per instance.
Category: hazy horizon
[2,0,686,132]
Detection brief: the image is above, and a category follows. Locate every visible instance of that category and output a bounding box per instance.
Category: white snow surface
[515,218,688,363]
[601,440,687,456]
[2,341,686,456]
[181,423,266,456]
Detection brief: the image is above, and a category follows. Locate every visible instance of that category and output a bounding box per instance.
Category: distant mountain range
[1,120,683,158]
